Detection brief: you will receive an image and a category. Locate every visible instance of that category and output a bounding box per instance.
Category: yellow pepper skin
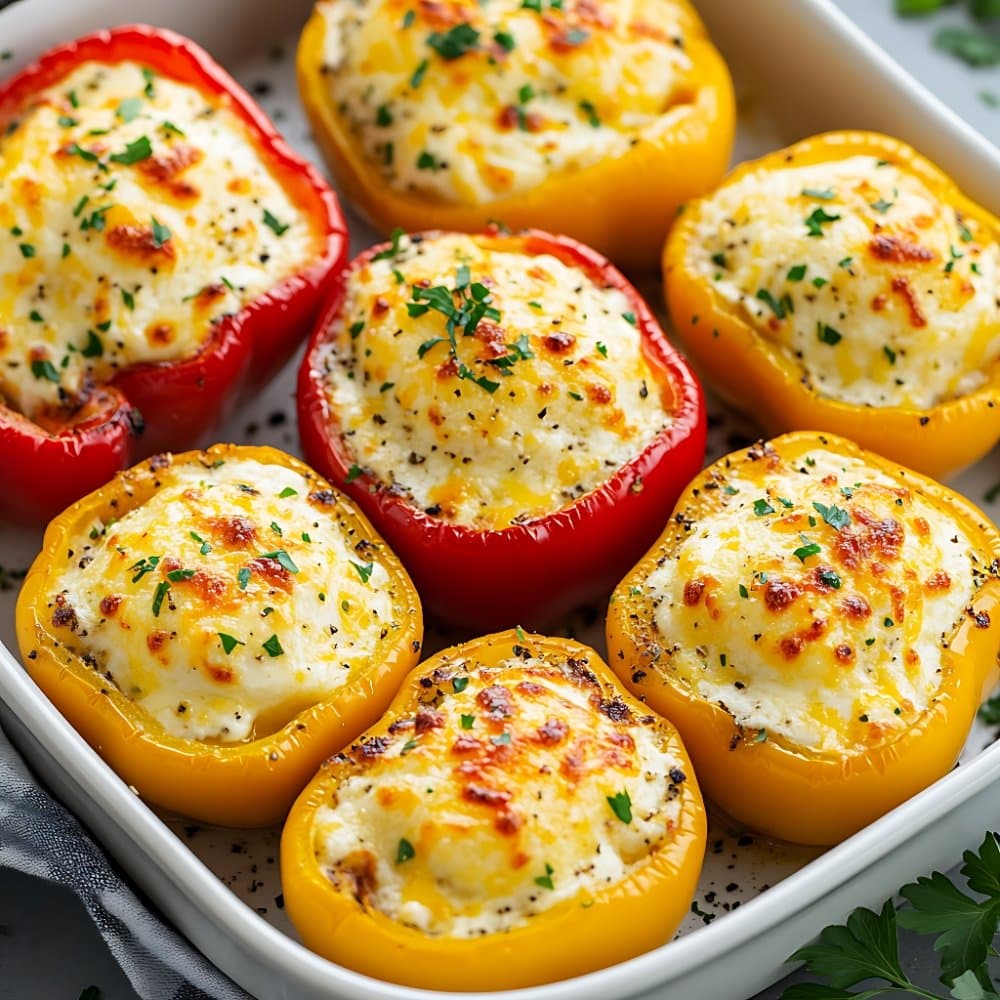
[607,432,1000,846]
[281,629,706,990]
[663,132,1000,479]
[15,444,423,827]
[296,1,735,271]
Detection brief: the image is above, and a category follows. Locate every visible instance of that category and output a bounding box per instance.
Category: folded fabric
[0,723,251,1000]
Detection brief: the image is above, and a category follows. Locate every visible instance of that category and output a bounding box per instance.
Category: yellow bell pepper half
[297,0,735,270]
[664,131,1000,479]
[281,628,706,990]
[607,431,1000,846]
[16,444,423,827]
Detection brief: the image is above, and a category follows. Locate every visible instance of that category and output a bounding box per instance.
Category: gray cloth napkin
[0,723,251,1000]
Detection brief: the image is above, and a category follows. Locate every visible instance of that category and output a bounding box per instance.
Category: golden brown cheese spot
[206,515,258,548]
[641,446,988,753]
[105,223,178,266]
[868,232,938,264]
[312,648,689,937]
[136,143,204,201]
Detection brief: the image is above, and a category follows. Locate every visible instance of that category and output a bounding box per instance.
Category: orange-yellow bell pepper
[607,431,1000,846]
[281,628,706,990]
[663,131,1000,479]
[296,0,734,270]
[15,444,423,827]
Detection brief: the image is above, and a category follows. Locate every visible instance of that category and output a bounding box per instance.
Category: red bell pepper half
[298,229,707,630]
[0,25,348,522]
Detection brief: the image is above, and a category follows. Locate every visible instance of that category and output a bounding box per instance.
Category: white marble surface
[0,1,997,998]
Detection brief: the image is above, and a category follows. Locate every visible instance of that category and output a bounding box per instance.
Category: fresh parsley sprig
[783,832,1000,999]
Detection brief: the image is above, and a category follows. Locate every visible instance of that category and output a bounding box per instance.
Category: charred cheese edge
[638,442,991,754]
[46,456,403,743]
[316,0,697,204]
[319,232,671,528]
[692,155,1000,409]
[312,644,689,936]
[0,60,319,421]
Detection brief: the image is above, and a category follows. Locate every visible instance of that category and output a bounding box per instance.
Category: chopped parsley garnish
[839,256,854,269]
[116,97,143,123]
[568,390,583,401]
[30,359,59,382]
[416,150,439,170]
[739,584,749,599]
[67,142,100,163]
[753,498,775,517]
[346,463,364,483]
[802,187,836,200]
[261,549,299,574]
[373,227,406,261]
[461,714,475,729]
[122,289,135,310]
[410,58,429,88]
[563,27,590,45]
[491,732,512,746]
[818,568,842,589]
[401,738,419,755]
[817,322,843,346]
[754,728,767,743]
[262,634,284,657]
[409,268,504,393]
[579,99,600,127]
[152,580,170,617]
[375,104,393,127]
[130,555,160,583]
[270,521,283,536]
[109,135,153,164]
[142,67,156,99]
[262,209,289,236]
[812,276,828,288]
[606,789,632,824]
[793,535,821,562]
[58,115,79,127]
[534,863,555,890]
[29,310,44,323]
[596,341,608,358]
[756,288,793,320]
[402,9,416,28]
[349,320,365,338]
[190,531,212,555]
[351,560,374,584]
[787,264,807,282]
[218,633,244,655]
[883,345,897,365]
[279,487,298,498]
[427,22,481,59]
[160,121,185,137]
[494,30,516,51]
[813,501,851,531]
[396,838,415,863]
[805,207,841,237]
[18,242,35,258]
[150,217,171,248]
[870,197,894,213]
[452,676,469,693]
[622,311,637,326]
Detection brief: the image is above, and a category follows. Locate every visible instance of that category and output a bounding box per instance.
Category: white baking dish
[0,0,998,997]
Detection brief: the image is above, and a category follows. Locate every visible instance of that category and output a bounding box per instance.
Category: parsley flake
[607,789,632,824]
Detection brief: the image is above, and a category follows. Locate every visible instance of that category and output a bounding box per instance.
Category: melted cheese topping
[0,61,317,421]
[692,155,1000,409]
[47,457,402,743]
[640,444,990,753]
[313,647,687,936]
[317,0,695,203]
[320,232,671,528]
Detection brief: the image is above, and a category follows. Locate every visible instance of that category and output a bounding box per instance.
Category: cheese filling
[314,649,687,936]
[0,60,317,421]
[641,445,987,753]
[319,232,671,528]
[693,155,1000,409]
[317,0,695,203]
[47,457,400,743]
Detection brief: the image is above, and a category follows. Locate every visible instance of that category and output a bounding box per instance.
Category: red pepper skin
[298,229,707,630]
[0,26,348,522]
